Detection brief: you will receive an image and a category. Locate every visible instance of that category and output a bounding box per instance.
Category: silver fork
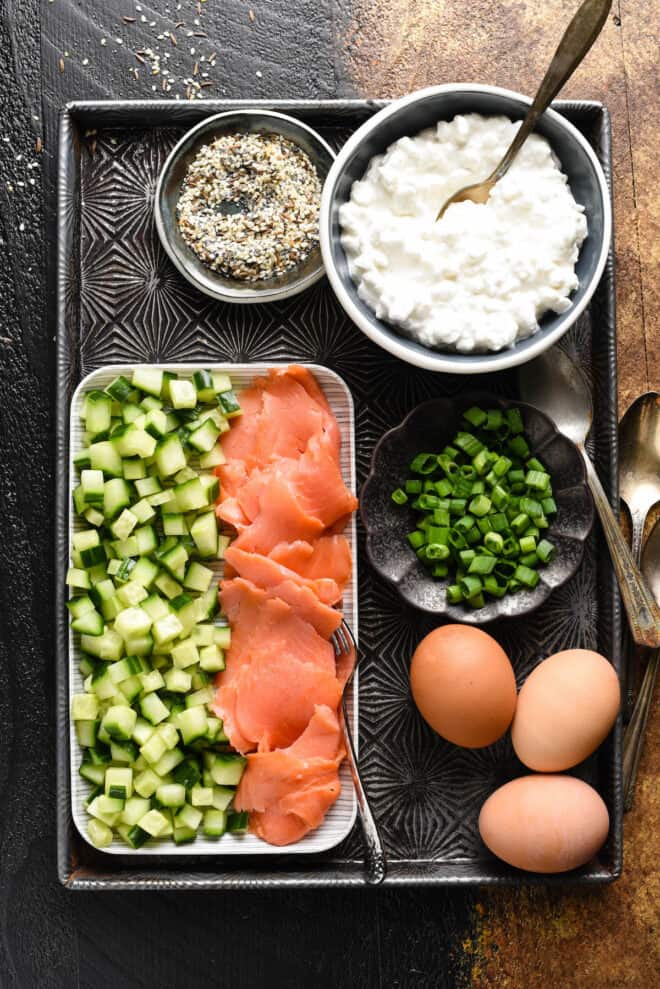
[331,620,387,886]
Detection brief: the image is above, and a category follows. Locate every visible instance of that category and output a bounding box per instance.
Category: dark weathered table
[1,1,656,985]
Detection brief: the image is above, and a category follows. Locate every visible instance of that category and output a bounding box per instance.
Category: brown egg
[511,648,620,771]
[410,625,516,748]
[479,775,609,873]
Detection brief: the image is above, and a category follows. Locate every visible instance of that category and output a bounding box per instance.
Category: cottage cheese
[339,114,587,353]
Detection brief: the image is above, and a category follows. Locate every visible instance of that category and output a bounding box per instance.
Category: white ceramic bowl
[319,84,612,374]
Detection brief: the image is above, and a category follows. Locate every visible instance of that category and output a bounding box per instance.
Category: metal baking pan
[55,99,621,889]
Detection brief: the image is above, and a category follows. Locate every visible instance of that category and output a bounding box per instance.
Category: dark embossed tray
[55,99,621,889]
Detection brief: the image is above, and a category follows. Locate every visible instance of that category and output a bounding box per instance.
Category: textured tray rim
[54,97,621,890]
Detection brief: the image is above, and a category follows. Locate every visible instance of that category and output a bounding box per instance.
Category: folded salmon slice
[235,705,345,846]
[213,578,342,751]
[217,655,342,752]
[220,365,340,473]
[270,536,353,591]
[225,544,343,612]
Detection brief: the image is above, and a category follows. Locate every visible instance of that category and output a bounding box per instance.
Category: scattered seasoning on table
[176,132,322,282]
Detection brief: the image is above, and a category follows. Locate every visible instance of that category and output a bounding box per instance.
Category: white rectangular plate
[69,363,358,855]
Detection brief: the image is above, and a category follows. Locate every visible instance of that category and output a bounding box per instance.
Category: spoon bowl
[619,393,660,560]
[519,347,660,647]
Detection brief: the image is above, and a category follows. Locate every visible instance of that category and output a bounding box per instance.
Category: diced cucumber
[89,441,123,478]
[212,372,232,395]
[131,717,154,746]
[119,675,142,704]
[114,427,157,459]
[71,608,104,636]
[110,739,139,765]
[199,443,226,469]
[140,692,170,726]
[227,811,249,833]
[135,475,162,498]
[189,511,218,558]
[212,785,235,812]
[153,748,184,777]
[203,809,227,837]
[103,478,133,520]
[114,606,152,641]
[199,474,219,503]
[105,375,133,402]
[175,804,203,830]
[194,587,219,622]
[123,632,153,657]
[156,783,186,808]
[122,457,147,481]
[82,628,123,662]
[153,572,182,601]
[116,581,148,608]
[185,686,214,708]
[177,706,208,745]
[188,418,220,453]
[155,434,187,477]
[129,557,159,588]
[160,543,188,581]
[152,613,183,646]
[214,626,231,650]
[171,638,200,670]
[164,668,192,693]
[105,767,134,800]
[140,731,167,765]
[120,796,151,827]
[130,498,156,524]
[71,693,99,720]
[141,593,170,621]
[75,719,99,748]
[144,408,169,439]
[135,525,158,556]
[67,567,91,590]
[87,818,114,848]
[173,478,208,512]
[134,768,160,798]
[132,367,163,397]
[80,760,106,787]
[137,808,169,837]
[192,369,214,402]
[81,469,105,505]
[83,507,105,527]
[169,379,196,409]
[191,785,213,807]
[199,643,225,673]
[162,513,188,537]
[87,795,120,827]
[218,390,241,418]
[101,705,137,742]
[210,754,247,787]
[139,669,165,693]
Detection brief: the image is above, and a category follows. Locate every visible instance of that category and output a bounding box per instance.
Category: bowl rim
[319,83,613,374]
[360,390,595,622]
[155,108,336,304]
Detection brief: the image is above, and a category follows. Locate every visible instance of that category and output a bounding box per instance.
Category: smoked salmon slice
[235,705,345,846]
[212,366,357,846]
[213,577,343,751]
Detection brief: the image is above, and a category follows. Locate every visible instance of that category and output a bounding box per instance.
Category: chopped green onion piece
[536,539,555,563]
[514,565,540,588]
[468,555,497,575]
[484,531,504,554]
[463,406,487,427]
[410,453,438,475]
[391,488,408,505]
[468,494,491,518]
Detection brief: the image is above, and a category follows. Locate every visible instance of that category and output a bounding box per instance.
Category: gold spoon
[436,0,612,221]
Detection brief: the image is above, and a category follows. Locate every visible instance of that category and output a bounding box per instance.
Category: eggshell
[479,775,609,873]
[511,649,620,771]
[410,625,516,748]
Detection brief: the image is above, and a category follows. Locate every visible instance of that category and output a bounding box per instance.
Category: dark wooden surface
[0,0,657,986]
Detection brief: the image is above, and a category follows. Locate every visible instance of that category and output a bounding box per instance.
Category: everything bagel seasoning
[176,131,322,281]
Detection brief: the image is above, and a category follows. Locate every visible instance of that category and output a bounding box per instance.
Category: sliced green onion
[469,494,491,518]
[391,488,408,505]
[536,539,555,563]
[410,453,438,475]
[463,406,487,427]
[484,531,504,554]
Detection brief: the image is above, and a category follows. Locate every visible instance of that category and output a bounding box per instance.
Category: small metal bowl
[155,109,335,304]
[360,394,594,624]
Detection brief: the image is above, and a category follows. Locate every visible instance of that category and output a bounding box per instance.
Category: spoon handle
[580,447,660,647]
[623,649,658,811]
[340,695,387,885]
[491,0,613,182]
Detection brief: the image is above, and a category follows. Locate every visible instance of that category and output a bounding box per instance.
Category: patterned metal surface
[55,100,622,888]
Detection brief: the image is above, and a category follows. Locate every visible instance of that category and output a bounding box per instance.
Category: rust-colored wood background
[0,0,656,985]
